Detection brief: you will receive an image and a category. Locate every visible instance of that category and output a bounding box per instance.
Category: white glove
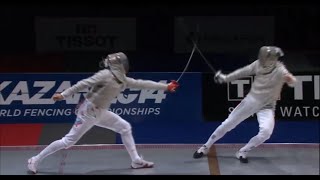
[214,70,227,84]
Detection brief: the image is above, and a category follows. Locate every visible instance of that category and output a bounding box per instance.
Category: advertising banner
[0,73,201,124]
[202,72,320,121]
[35,17,136,52]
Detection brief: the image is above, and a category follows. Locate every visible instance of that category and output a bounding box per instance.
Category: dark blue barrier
[0,73,318,143]
[0,73,89,123]
[0,72,201,124]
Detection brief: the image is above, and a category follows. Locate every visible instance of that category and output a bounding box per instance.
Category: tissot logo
[226,75,320,101]
[227,77,253,101]
[202,73,320,121]
[293,75,319,100]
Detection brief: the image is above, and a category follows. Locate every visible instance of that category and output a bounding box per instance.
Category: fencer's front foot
[236,151,249,163]
[27,157,39,174]
[193,145,209,159]
[131,157,154,169]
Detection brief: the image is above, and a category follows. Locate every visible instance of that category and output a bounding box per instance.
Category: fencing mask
[258,46,284,73]
[102,52,129,83]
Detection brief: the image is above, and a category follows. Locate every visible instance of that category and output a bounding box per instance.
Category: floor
[0,144,319,175]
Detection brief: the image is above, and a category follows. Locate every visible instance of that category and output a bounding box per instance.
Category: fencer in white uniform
[193,46,297,163]
[27,52,180,173]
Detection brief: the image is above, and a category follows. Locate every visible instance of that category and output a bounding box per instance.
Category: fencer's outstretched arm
[215,61,257,84]
[224,61,257,82]
[126,77,179,92]
[61,70,105,98]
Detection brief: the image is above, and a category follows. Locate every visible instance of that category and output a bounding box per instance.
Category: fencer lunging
[193,46,297,163]
[27,52,180,173]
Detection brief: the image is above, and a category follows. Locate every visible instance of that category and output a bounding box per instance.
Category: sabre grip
[214,70,227,84]
[167,80,180,92]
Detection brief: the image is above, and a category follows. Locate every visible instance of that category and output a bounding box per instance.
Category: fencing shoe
[193,145,209,159]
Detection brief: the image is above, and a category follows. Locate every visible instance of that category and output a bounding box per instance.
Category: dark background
[0,1,319,73]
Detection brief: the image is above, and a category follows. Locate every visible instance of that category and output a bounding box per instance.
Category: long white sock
[35,140,66,162]
[121,131,140,162]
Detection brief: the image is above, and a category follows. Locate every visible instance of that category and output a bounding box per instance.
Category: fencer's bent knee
[118,121,132,135]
